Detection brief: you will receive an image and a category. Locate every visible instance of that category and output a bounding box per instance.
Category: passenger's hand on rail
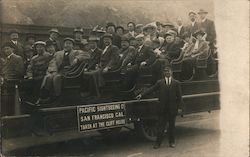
[136,94,142,100]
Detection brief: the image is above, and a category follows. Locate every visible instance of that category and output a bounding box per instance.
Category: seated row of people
[0,28,210,105]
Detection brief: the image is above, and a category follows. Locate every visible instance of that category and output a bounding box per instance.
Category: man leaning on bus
[136,65,183,149]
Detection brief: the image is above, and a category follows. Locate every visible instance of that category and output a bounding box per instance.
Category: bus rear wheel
[134,119,158,141]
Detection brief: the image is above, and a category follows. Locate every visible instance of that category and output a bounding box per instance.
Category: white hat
[135,34,145,39]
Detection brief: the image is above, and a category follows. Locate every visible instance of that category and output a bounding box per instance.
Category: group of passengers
[0,9,216,105]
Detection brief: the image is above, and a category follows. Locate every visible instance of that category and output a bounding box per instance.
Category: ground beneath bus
[2,110,248,157]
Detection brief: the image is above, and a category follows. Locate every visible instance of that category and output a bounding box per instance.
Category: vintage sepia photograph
[0,0,249,156]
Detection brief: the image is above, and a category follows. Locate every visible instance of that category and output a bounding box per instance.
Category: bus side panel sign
[77,103,126,132]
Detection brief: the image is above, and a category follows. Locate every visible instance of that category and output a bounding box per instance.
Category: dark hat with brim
[34,41,46,46]
[49,28,60,35]
[129,36,136,41]
[9,29,19,35]
[102,33,113,40]
[198,9,208,14]
[25,33,36,41]
[163,64,172,71]
[121,36,130,42]
[116,26,125,32]
[64,37,75,44]
[2,42,15,49]
[193,30,205,38]
[106,22,116,29]
[74,27,84,34]
[46,40,54,47]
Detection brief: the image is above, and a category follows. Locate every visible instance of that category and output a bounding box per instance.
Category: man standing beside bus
[136,66,183,149]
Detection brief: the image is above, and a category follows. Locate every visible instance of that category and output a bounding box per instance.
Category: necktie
[168,78,169,86]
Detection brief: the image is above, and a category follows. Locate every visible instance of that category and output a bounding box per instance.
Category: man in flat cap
[81,36,104,97]
[160,22,175,38]
[8,29,25,60]
[131,34,156,68]
[143,23,157,40]
[105,22,121,48]
[186,11,200,38]
[136,65,183,149]
[46,28,62,52]
[38,37,90,104]
[198,9,216,49]
[0,42,24,81]
[98,33,120,73]
[26,41,52,79]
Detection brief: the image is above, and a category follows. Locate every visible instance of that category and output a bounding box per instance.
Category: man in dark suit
[132,34,156,67]
[73,27,86,50]
[186,11,200,38]
[160,30,183,62]
[85,36,102,71]
[176,18,186,39]
[46,28,62,52]
[105,22,121,49]
[81,36,104,97]
[118,36,136,70]
[0,42,24,81]
[8,29,25,60]
[136,66,183,149]
[0,42,24,116]
[198,9,216,48]
[99,33,120,72]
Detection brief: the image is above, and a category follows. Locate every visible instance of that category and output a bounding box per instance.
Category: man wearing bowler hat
[136,65,183,149]
[85,36,102,71]
[8,29,25,60]
[38,37,89,104]
[46,28,62,52]
[198,9,216,48]
[118,36,136,70]
[98,33,120,73]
